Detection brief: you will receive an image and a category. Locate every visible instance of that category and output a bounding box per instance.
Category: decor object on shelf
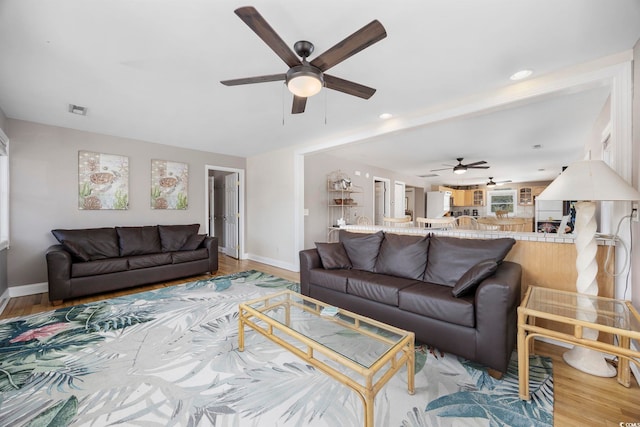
[537,159,640,377]
[220,6,386,114]
[151,159,189,210]
[78,151,129,210]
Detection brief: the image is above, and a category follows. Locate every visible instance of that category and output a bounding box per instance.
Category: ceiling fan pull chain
[324,82,328,125]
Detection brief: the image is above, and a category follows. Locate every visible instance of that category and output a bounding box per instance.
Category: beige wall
[7,119,245,287]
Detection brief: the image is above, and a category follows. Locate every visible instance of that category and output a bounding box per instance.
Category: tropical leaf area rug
[0,270,553,427]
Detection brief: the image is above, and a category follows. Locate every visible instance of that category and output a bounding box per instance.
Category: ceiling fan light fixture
[486,177,497,187]
[453,165,467,174]
[286,64,323,97]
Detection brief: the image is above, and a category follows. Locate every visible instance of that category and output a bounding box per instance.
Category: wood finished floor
[1,255,638,426]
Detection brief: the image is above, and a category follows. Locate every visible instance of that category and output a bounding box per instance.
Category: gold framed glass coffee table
[238,290,415,427]
[518,286,640,400]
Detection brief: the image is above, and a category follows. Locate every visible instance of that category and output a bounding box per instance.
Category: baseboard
[246,253,298,272]
[8,282,48,298]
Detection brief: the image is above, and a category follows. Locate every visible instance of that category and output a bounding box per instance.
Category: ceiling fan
[220,6,387,114]
[486,177,512,187]
[431,158,490,175]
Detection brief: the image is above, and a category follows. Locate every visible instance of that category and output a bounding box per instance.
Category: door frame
[204,165,245,260]
[372,177,391,225]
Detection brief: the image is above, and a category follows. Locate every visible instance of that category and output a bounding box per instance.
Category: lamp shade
[537,160,640,201]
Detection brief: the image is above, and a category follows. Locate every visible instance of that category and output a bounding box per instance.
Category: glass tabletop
[245,291,409,369]
[526,286,640,332]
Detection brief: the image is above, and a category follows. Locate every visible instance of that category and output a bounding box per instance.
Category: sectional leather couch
[299,230,521,373]
[46,224,218,303]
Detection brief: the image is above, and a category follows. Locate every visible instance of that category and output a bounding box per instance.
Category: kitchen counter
[340,224,616,245]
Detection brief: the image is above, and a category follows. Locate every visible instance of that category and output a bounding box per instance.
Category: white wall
[303,152,426,249]
[0,107,7,298]
[246,146,297,271]
[632,39,640,308]
[7,119,245,287]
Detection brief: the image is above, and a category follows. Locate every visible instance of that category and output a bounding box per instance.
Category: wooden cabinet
[471,189,485,206]
[452,189,465,207]
[519,186,533,205]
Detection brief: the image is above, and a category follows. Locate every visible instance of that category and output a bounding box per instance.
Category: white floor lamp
[537,159,640,377]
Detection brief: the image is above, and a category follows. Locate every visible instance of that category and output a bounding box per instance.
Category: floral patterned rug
[0,270,553,426]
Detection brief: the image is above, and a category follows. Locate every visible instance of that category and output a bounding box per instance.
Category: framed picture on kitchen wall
[150,159,189,209]
[78,150,129,210]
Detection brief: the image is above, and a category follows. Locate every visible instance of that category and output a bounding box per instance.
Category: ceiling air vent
[68,104,87,116]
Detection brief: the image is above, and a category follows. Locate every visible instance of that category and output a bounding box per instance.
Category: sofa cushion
[180,234,207,251]
[399,282,475,328]
[346,270,419,307]
[375,233,429,280]
[424,236,515,286]
[128,253,173,270]
[172,248,208,264]
[339,230,384,272]
[71,258,129,278]
[52,228,120,261]
[158,224,200,252]
[116,226,161,256]
[452,260,498,297]
[315,242,352,270]
[309,268,351,293]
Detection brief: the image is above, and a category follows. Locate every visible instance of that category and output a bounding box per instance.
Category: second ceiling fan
[431,158,490,175]
[220,6,387,114]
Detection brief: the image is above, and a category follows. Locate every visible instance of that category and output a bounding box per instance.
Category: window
[0,127,8,250]
[487,189,516,216]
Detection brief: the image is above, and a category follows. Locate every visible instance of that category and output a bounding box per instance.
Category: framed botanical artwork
[78,151,129,210]
[151,159,188,209]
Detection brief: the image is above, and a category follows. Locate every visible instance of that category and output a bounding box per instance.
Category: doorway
[373,177,390,225]
[205,166,245,259]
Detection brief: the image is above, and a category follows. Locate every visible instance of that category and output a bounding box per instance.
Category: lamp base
[563,346,616,377]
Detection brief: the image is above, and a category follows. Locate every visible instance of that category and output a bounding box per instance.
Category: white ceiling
[1,0,639,185]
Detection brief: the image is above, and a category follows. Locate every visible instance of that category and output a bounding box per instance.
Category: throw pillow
[181,234,207,251]
[375,233,429,280]
[424,235,515,286]
[51,227,120,260]
[339,230,384,272]
[315,242,352,270]
[61,240,91,262]
[451,260,498,297]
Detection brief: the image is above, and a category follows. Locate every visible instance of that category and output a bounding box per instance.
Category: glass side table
[517,286,640,400]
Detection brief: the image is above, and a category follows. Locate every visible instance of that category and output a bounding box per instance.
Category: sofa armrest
[46,244,73,302]
[299,248,322,296]
[203,236,219,273]
[474,261,522,372]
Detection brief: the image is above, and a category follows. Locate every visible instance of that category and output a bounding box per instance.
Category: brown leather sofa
[46,224,218,303]
[299,231,521,373]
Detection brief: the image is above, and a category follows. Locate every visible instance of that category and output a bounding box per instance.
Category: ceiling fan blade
[234,6,301,68]
[463,160,487,167]
[324,74,376,99]
[468,165,490,169]
[292,95,307,114]
[430,167,453,172]
[310,20,386,72]
[220,73,286,86]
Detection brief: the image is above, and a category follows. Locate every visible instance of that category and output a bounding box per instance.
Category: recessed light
[510,69,533,81]
[379,113,392,120]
